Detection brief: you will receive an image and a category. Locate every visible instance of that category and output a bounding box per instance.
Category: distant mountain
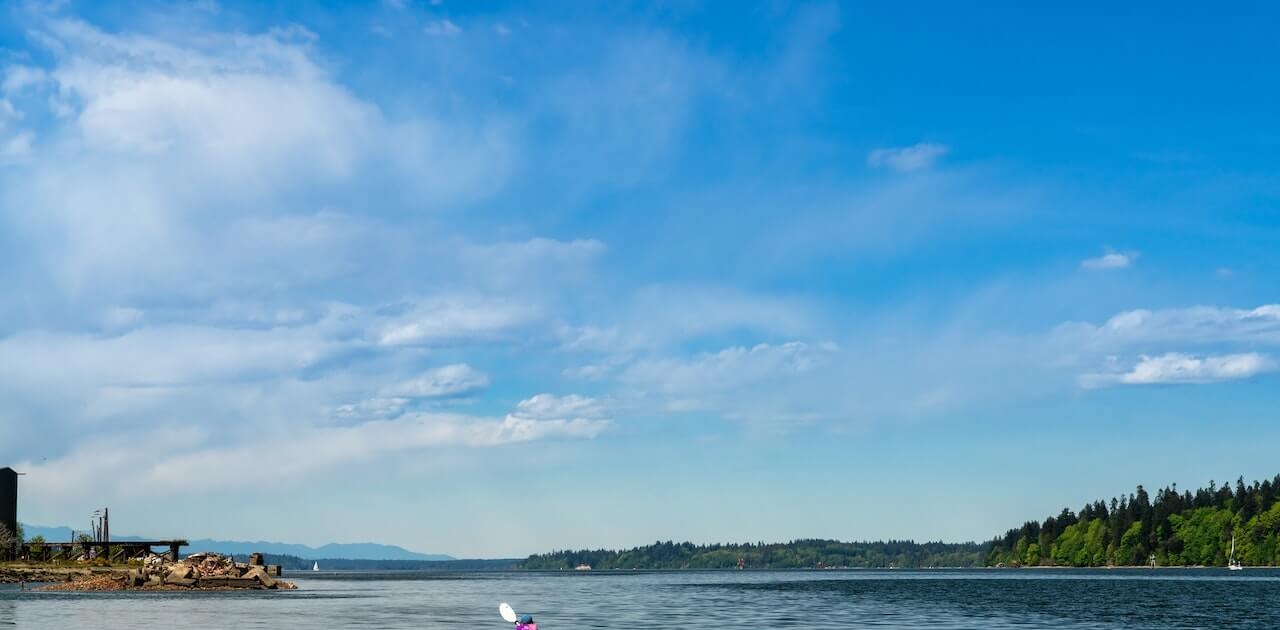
[250,553,518,572]
[184,540,453,561]
[19,524,453,561]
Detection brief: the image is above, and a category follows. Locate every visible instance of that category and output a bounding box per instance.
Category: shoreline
[2,556,296,591]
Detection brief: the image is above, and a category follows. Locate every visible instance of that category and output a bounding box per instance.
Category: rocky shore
[3,552,295,591]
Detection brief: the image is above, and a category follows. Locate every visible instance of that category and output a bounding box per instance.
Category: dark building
[0,467,16,544]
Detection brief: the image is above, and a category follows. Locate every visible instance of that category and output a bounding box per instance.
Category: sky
[0,0,1278,559]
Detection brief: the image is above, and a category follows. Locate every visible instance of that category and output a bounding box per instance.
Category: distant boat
[574,563,592,571]
[1228,535,1243,571]
[313,561,320,572]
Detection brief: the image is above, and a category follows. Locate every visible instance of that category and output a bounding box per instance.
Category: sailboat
[1228,535,1243,571]
[312,561,320,572]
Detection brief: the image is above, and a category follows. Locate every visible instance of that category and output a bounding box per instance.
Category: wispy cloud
[17,410,606,498]
[1056,304,1280,388]
[1054,304,1280,349]
[1081,249,1139,270]
[1080,352,1276,388]
[619,341,838,425]
[376,296,540,347]
[424,19,461,37]
[867,142,949,172]
[511,393,608,421]
[382,364,490,398]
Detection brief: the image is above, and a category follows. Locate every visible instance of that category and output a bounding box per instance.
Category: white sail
[1228,535,1243,570]
[313,561,320,572]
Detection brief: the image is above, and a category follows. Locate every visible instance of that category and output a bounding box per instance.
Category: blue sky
[1,0,1278,558]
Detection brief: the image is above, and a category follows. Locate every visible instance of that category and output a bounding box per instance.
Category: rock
[164,577,195,587]
[168,564,192,580]
[244,566,276,589]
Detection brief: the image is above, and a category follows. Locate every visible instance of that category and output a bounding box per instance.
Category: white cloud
[0,315,355,390]
[562,363,615,381]
[1054,304,1280,386]
[1055,304,1280,350]
[383,363,489,398]
[512,393,607,420]
[556,286,819,356]
[377,296,540,346]
[619,341,838,424]
[539,31,719,190]
[0,99,19,122]
[1,18,513,295]
[333,396,409,420]
[1081,249,1138,270]
[494,23,512,36]
[459,238,606,290]
[867,142,949,172]
[101,305,144,331]
[424,19,461,37]
[1080,352,1276,388]
[42,20,371,175]
[16,410,605,498]
[0,131,33,163]
[624,342,835,392]
[2,65,49,93]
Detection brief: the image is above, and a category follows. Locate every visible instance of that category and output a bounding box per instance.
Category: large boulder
[244,566,276,589]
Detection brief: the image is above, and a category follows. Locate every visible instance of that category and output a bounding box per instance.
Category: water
[3,568,1279,629]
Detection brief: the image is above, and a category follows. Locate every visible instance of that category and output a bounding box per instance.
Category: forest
[518,539,986,570]
[986,474,1280,567]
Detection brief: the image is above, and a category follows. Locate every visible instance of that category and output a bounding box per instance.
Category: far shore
[999,564,1236,570]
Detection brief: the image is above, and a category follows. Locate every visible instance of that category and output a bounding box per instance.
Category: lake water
[2,568,1279,629]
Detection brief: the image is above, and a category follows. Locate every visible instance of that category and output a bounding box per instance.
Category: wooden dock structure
[18,539,188,563]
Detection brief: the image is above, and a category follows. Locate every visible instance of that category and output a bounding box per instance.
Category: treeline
[518,539,986,570]
[987,474,1280,567]
[237,553,517,571]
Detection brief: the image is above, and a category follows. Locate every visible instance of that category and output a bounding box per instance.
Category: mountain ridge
[18,524,453,561]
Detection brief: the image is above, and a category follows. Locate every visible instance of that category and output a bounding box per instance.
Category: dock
[19,539,189,563]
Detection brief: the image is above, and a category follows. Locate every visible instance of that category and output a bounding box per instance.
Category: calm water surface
[2,569,1278,629]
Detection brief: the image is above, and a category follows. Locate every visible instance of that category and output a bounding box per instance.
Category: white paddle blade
[500,603,518,623]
